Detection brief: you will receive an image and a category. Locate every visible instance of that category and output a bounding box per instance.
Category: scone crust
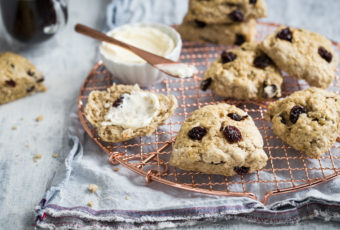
[202,42,283,100]
[185,0,266,24]
[266,87,340,157]
[84,84,178,143]
[170,103,268,176]
[260,27,339,88]
[0,52,46,105]
[177,19,256,46]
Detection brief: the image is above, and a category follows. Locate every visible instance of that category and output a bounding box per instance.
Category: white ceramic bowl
[99,23,182,87]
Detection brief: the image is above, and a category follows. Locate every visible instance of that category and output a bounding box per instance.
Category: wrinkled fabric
[34,104,340,229]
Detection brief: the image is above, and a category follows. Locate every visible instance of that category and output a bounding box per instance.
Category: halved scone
[85,83,177,142]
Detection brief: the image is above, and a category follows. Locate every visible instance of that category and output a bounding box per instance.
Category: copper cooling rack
[78,22,340,204]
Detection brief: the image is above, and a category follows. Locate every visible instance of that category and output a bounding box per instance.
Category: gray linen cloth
[35,0,340,229]
[35,106,340,229]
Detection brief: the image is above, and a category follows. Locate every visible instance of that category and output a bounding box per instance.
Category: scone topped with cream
[170,103,268,176]
[260,27,339,88]
[85,84,177,142]
[201,42,283,100]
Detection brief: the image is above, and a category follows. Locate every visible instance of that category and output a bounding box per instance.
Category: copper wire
[78,22,340,204]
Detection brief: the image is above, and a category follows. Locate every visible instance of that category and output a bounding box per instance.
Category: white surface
[0,0,340,229]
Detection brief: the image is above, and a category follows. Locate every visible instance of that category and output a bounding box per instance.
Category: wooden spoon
[74,24,197,79]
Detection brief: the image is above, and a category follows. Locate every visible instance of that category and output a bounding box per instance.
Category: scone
[177,19,256,46]
[200,42,283,100]
[185,0,266,24]
[170,103,268,176]
[266,88,340,157]
[0,52,46,105]
[260,27,339,89]
[84,84,177,143]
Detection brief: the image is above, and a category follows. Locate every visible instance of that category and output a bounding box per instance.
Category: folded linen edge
[34,132,83,225]
[35,200,340,228]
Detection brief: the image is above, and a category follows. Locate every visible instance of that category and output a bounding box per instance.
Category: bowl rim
[99,22,182,67]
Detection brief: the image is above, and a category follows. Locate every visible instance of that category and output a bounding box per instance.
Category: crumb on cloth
[88,184,98,193]
[33,154,43,162]
[35,115,44,122]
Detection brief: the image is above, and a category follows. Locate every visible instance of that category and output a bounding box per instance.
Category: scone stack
[177,0,267,46]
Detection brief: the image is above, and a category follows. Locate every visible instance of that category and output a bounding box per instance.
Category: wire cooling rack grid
[78,22,340,204]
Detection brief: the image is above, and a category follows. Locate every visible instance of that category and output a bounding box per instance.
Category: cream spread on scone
[102,89,160,128]
[102,25,175,64]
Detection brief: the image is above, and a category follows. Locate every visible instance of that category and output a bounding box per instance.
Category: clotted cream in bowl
[99,23,182,87]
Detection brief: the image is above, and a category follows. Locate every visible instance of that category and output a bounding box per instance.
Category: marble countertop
[0,0,339,229]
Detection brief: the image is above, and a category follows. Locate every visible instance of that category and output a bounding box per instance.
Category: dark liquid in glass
[0,0,67,44]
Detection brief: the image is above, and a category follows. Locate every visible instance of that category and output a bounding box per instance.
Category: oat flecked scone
[260,27,339,89]
[0,52,46,105]
[266,88,340,157]
[170,103,268,176]
[177,19,256,46]
[84,84,178,143]
[200,42,283,100]
[185,0,267,24]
